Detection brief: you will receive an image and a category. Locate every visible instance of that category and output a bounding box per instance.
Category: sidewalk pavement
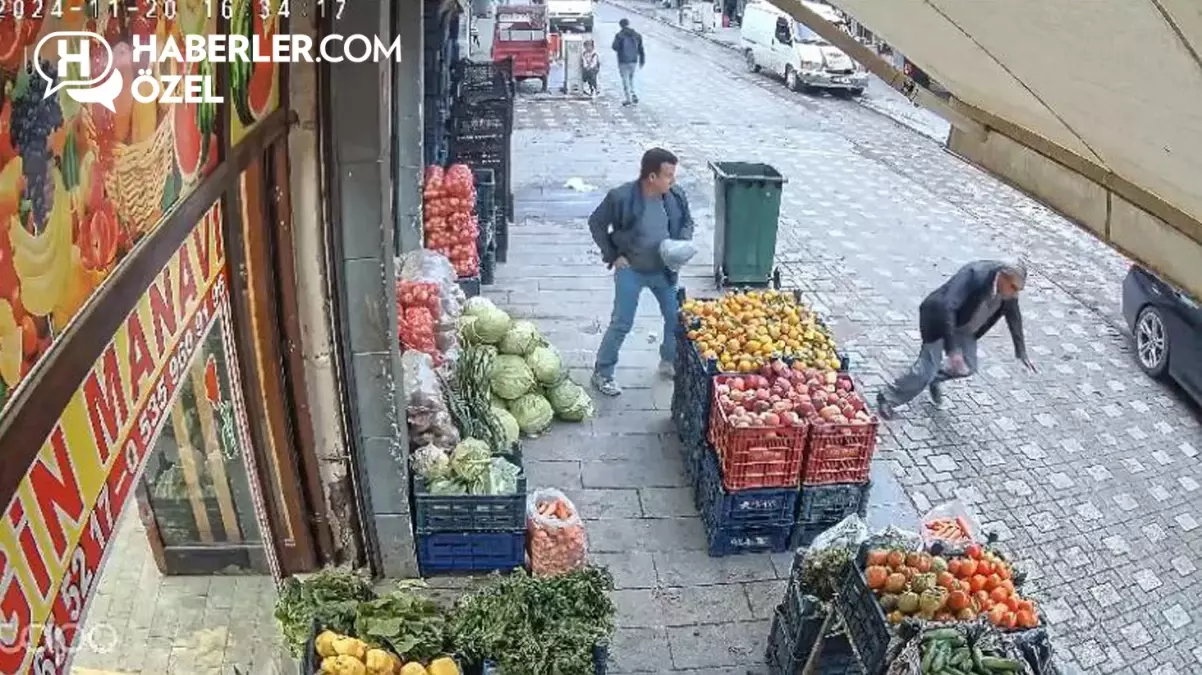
[606,0,742,50]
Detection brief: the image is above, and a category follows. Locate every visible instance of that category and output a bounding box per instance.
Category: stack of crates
[765,550,863,675]
[696,373,806,556]
[790,373,876,549]
[450,58,514,263]
[412,456,528,574]
[423,1,458,165]
[473,168,498,285]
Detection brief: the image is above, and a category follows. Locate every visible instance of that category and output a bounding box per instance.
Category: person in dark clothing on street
[876,260,1036,419]
[612,18,646,106]
[588,148,696,396]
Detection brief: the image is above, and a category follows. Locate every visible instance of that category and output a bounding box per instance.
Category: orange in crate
[708,375,808,490]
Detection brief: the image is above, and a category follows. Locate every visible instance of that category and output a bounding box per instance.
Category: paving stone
[583,458,690,488]
[666,620,770,669]
[593,552,660,589]
[568,488,645,519]
[653,550,780,586]
[608,626,674,673]
[640,487,701,518]
[589,518,709,553]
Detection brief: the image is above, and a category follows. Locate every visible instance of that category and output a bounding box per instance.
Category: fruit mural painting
[229,0,282,145]
[0,2,220,414]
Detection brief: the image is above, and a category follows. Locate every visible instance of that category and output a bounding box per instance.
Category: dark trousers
[882,332,979,407]
[583,69,599,93]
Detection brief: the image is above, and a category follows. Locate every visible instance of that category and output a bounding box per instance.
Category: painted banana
[12,170,74,317]
[0,298,22,387]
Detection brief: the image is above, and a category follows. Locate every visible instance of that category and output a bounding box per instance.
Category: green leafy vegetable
[354,581,447,662]
[489,354,535,401]
[449,567,615,675]
[508,393,554,436]
[273,567,375,657]
[526,346,564,385]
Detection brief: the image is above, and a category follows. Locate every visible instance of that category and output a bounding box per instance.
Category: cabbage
[526,346,563,385]
[489,354,535,400]
[508,393,554,436]
[411,444,451,480]
[450,438,492,482]
[491,406,521,447]
[472,308,512,344]
[463,296,497,317]
[428,479,467,495]
[546,380,594,422]
[488,457,523,495]
[498,320,541,356]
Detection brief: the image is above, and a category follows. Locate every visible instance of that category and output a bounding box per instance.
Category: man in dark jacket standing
[612,18,646,106]
[588,148,695,396]
[876,260,1036,419]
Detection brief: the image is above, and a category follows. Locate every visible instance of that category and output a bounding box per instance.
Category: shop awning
[769,0,1202,297]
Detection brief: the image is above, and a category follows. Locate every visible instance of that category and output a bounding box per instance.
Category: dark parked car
[1122,265,1202,403]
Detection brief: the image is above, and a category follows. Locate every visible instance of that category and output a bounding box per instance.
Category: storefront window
[143,309,261,548]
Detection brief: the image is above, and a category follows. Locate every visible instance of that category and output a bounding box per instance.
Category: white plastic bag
[790,514,868,602]
[920,500,981,548]
[402,350,460,448]
[397,250,466,363]
[526,488,587,576]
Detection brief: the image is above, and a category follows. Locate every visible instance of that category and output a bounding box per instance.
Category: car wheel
[1135,306,1170,377]
[785,67,799,91]
[849,88,864,97]
[745,50,759,73]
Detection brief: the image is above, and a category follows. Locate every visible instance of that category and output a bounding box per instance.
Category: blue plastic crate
[417,531,526,574]
[705,519,791,557]
[699,448,798,526]
[671,324,709,452]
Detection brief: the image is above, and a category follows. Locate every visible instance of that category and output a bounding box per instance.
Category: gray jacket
[612,27,645,65]
[918,260,1028,359]
[588,181,695,281]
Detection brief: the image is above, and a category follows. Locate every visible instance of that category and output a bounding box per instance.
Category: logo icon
[34,32,123,112]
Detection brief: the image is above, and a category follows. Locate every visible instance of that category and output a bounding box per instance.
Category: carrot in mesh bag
[527,488,587,576]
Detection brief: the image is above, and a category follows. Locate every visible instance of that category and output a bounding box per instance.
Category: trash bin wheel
[772,268,782,289]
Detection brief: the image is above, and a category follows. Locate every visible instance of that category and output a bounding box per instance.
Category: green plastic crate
[709,162,787,288]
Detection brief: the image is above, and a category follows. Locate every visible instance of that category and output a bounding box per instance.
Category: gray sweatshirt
[625,196,669,271]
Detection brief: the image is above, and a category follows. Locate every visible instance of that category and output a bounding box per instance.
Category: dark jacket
[588,181,695,282]
[612,27,645,65]
[918,260,1028,360]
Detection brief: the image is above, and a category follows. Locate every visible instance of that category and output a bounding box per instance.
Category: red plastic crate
[802,376,879,486]
[708,376,808,490]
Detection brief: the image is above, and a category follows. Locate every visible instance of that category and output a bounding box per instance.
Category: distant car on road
[1122,265,1202,403]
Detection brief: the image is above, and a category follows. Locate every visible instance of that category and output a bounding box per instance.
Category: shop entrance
[134,304,270,575]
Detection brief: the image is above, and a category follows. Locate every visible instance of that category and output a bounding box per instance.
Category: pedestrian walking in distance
[876,260,1036,419]
[582,39,601,97]
[612,18,646,106]
[589,148,696,397]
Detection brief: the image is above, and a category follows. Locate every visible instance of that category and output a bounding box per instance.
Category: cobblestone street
[506,4,1202,673]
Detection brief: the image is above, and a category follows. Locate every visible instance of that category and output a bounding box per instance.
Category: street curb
[602,0,742,53]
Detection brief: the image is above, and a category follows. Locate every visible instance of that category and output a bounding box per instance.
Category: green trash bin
[708,161,787,289]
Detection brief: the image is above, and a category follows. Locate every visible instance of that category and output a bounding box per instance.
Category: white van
[741,0,867,96]
[547,0,595,32]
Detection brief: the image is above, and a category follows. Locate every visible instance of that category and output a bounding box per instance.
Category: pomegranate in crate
[793,369,879,486]
[709,372,808,491]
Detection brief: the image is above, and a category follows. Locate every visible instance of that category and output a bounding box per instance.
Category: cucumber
[980,656,1021,672]
[921,642,937,673]
[931,643,948,672]
[921,628,962,642]
[971,646,985,672]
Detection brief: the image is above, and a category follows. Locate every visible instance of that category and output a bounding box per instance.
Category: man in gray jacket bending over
[612,18,646,105]
[876,260,1036,419]
[588,147,695,397]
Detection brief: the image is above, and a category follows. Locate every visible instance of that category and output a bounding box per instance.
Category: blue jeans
[618,62,637,102]
[595,267,678,379]
[882,333,979,406]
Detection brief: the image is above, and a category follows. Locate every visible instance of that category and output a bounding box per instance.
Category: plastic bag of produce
[527,488,587,576]
[397,249,465,360]
[402,351,460,448]
[791,514,868,602]
[920,500,981,549]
